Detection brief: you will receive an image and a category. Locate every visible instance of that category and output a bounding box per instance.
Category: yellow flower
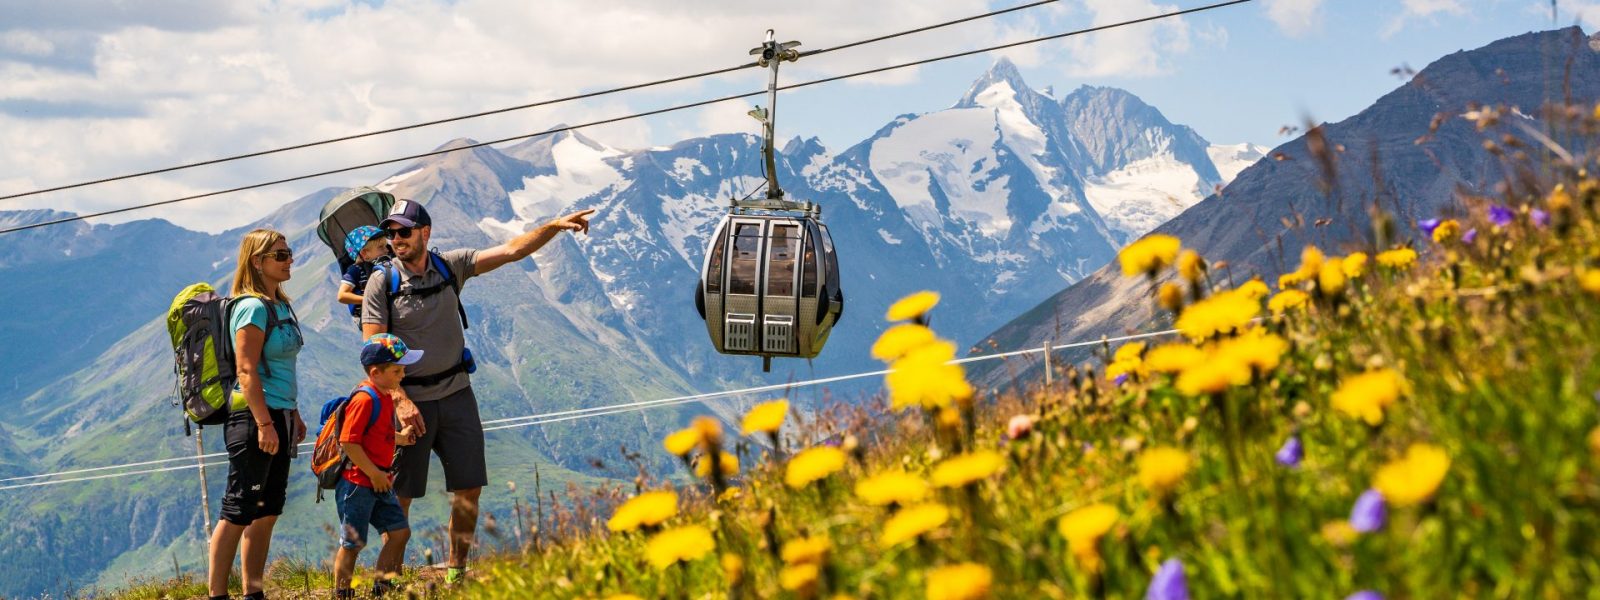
[1376,247,1418,269]
[607,490,678,532]
[1237,279,1270,300]
[1158,282,1184,311]
[1175,355,1252,396]
[785,446,848,488]
[1058,504,1119,569]
[1268,289,1310,315]
[1330,369,1406,425]
[1549,184,1573,211]
[645,525,716,569]
[926,562,993,600]
[886,341,972,411]
[1432,219,1461,244]
[855,470,931,506]
[881,503,951,547]
[722,553,745,585]
[1114,342,1147,363]
[605,595,645,600]
[1144,343,1206,374]
[741,399,789,435]
[1342,252,1368,278]
[872,324,937,362]
[779,563,820,592]
[1318,260,1347,297]
[1213,330,1287,373]
[1119,234,1182,277]
[1174,289,1259,341]
[930,450,1004,488]
[1137,447,1191,496]
[1373,443,1450,507]
[1320,521,1358,547]
[1297,245,1325,276]
[1589,426,1600,456]
[1278,271,1305,290]
[781,536,832,565]
[887,291,941,321]
[1177,250,1205,282]
[1106,359,1143,381]
[695,451,739,478]
[1580,270,1600,298]
[663,428,700,457]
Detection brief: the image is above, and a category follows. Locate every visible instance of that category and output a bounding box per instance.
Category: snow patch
[1083,153,1211,241]
[671,157,709,181]
[506,134,625,224]
[877,229,902,245]
[868,108,1014,237]
[376,168,421,192]
[1205,143,1268,182]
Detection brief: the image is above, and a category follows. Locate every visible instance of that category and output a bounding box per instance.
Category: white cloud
[0,0,1034,232]
[1262,0,1326,37]
[1060,0,1198,77]
[1383,0,1467,36]
[1556,0,1600,28]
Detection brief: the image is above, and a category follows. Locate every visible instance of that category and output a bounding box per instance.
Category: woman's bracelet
[256,420,274,428]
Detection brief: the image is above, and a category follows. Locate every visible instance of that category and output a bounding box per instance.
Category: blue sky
[0,0,1591,231]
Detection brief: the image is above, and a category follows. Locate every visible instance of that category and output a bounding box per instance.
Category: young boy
[338,226,390,328]
[333,333,420,598]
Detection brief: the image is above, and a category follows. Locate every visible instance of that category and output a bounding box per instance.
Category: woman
[208,229,306,600]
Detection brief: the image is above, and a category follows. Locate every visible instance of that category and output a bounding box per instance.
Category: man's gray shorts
[394,385,488,498]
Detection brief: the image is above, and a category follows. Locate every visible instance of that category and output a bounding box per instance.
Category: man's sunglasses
[260,249,294,262]
[384,226,416,240]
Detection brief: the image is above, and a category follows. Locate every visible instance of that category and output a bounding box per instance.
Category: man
[362,199,594,584]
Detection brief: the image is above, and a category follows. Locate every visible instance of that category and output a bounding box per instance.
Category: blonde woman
[207,229,305,600]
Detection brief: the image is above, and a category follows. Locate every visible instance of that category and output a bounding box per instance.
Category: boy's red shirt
[338,380,396,489]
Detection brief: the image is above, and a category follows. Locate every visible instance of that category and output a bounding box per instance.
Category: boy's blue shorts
[335,477,409,550]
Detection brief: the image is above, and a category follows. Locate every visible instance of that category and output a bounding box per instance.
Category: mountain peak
[954,57,1035,108]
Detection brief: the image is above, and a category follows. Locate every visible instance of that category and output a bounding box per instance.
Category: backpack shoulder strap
[353,385,383,432]
[430,250,469,330]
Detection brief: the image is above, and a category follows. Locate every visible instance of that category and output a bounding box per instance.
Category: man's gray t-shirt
[362,248,477,402]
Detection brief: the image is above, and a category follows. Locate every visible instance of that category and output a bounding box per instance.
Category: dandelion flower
[1175,358,1251,396]
[1177,250,1205,282]
[1349,490,1387,533]
[1579,271,1600,298]
[881,503,951,547]
[692,416,723,444]
[1115,342,1147,363]
[1342,252,1368,278]
[695,451,740,478]
[607,490,678,532]
[1145,344,1206,374]
[1375,247,1417,269]
[887,291,941,321]
[645,525,716,569]
[1175,289,1259,341]
[722,553,745,585]
[1120,234,1182,277]
[1145,558,1188,600]
[740,399,789,435]
[1213,330,1288,373]
[1318,260,1348,297]
[1268,289,1309,315]
[1278,271,1306,290]
[1373,443,1450,507]
[856,470,931,506]
[1058,504,1120,569]
[1330,369,1406,426]
[1158,282,1184,312]
[872,324,937,362]
[1298,245,1326,275]
[779,563,820,592]
[886,341,972,411]
[786,446,848,488]
[1237,279,1270,300]
[663,428,700,457]
[1107,359,1144,381]
[927,563,993,600]
[1431,219,1461,244]
[931,450,1004,488]
[781,536,832,565]
[1137,447,1191,497]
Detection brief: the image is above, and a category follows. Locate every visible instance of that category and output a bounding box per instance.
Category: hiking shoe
[371,579,396,597]
[334,589,355,600]
[445,566,466,585]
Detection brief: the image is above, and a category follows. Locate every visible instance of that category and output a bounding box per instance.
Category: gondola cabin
[697,211,843,370]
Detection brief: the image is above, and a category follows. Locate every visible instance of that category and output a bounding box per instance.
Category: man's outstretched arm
[473,209,596,276]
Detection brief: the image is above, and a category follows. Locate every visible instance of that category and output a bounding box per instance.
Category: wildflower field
[123,108,1600,599]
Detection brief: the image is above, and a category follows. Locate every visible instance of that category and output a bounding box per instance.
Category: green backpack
[166,284,284,431]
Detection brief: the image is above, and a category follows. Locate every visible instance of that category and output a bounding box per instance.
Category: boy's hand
[396,425,417,447]
[367,469,392,493]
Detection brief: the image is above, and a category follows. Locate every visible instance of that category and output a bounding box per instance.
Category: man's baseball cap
[379,199,431,229]
[361,333,425,367]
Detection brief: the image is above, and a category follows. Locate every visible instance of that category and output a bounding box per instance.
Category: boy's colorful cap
[344,225,386,260]
[361,333,424,367]
[379,199,431,229]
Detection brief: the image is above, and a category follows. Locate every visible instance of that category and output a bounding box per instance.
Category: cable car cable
[0,0,1066,204]
[0,0,1249,236]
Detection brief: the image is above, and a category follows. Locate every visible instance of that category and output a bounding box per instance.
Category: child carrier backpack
[166,284,286,433]
[375,250,469,330]
[311,384,382,502]
[318,186,397,274]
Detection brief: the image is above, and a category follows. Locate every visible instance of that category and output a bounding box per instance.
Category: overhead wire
[0,0,1065,204]
[0,327,1183,491]
[0,0,1253,236]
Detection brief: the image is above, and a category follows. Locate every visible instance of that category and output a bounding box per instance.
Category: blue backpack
[310,384,382,501]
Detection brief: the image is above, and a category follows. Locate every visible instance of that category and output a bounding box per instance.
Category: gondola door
[721,218,766,353]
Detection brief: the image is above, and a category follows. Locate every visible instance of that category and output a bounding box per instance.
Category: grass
[104,103,1600,599]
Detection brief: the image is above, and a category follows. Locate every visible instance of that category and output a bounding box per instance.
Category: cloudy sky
[0,0,1590,232]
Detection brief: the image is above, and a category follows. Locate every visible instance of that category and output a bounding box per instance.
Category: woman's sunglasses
[384,226,416,240]
[260,249,294,262]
